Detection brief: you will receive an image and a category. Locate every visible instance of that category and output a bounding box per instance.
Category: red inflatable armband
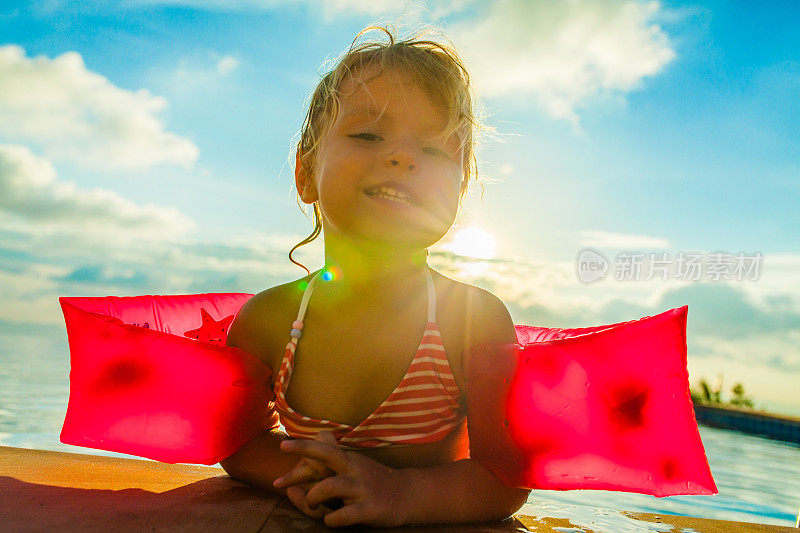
[59,293,277,465]
[467,306,717,496]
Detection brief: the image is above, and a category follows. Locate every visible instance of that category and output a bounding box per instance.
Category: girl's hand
[274,432,337,519]
[284,481,330,520]
[276,432,335,486]
[275,431,410,527]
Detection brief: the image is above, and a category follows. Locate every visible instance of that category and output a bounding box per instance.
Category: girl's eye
[351,133,381,141]
[424,147,449,158]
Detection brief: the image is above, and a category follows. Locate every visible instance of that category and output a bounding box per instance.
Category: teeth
[368,186,413,205]
[371,186,409,199]
[374,192,411,205]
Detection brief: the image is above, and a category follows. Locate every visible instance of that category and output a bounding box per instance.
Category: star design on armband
[183,308,235,346]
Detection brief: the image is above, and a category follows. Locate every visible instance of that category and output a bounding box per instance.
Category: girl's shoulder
[432,270,516,341]
[430,270,517,384]
[227,275,315,370]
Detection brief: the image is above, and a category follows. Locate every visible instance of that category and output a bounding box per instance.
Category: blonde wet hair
[289,24,489,274]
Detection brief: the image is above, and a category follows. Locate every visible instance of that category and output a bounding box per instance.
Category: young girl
[219,25,530,527]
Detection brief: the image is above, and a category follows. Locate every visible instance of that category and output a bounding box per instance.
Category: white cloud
[0,143,195,239]
[499,164,514,176]
[448,0,676,123]
[0,45,198,171]
[687,353,800,416]
[578,229,671,249]
[216,55,240,75]
[0,225,319,324]
[168,52,244,93]
[694,332,800,372]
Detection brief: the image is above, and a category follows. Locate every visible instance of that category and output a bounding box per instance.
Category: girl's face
[297,66,464,252]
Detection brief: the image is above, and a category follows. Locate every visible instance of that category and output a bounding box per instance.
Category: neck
[312,236,429,308]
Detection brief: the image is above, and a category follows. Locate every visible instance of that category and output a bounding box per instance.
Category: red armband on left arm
[59,293,273,465]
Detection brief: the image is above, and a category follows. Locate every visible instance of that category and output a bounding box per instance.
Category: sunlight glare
[445,226,497,260]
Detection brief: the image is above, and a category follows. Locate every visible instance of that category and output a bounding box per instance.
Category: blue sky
[1,0,799,416]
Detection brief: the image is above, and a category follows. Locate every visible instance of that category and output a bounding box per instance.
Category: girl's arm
[399,458,531,525]
[219,428,297,494]
[220,294,333,514]
[400,459,530,524]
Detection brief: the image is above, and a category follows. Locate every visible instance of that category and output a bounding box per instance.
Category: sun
[442,226,496,260]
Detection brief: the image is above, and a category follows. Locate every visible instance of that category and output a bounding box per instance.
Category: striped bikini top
[273,268,465,449]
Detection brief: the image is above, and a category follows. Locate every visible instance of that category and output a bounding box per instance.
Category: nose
[385,138,419,172]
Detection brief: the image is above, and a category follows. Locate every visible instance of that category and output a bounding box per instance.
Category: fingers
[273,461,320,489]
[304,455,335,479]
[280,437,349,472]
[275,433,338,489]
[304,475,366,529]
[286,485,330,520]
[275,454,335,488]
[324,502,369,528]
[305,475,357,510]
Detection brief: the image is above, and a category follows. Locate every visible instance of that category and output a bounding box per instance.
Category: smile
[364,186,415,207]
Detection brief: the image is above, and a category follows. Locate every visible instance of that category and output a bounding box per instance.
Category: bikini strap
[289,271,321,345]
[425,268,436,323]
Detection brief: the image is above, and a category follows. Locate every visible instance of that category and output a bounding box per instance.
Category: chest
[285,309,429,426]
[270,288,466,428]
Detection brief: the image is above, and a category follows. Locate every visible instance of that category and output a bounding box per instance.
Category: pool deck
[0,445,794,532]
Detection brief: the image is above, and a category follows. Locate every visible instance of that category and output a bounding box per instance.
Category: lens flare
[321,266,341,282]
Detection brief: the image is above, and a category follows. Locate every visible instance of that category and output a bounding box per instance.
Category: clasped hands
[274,430,409,528]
